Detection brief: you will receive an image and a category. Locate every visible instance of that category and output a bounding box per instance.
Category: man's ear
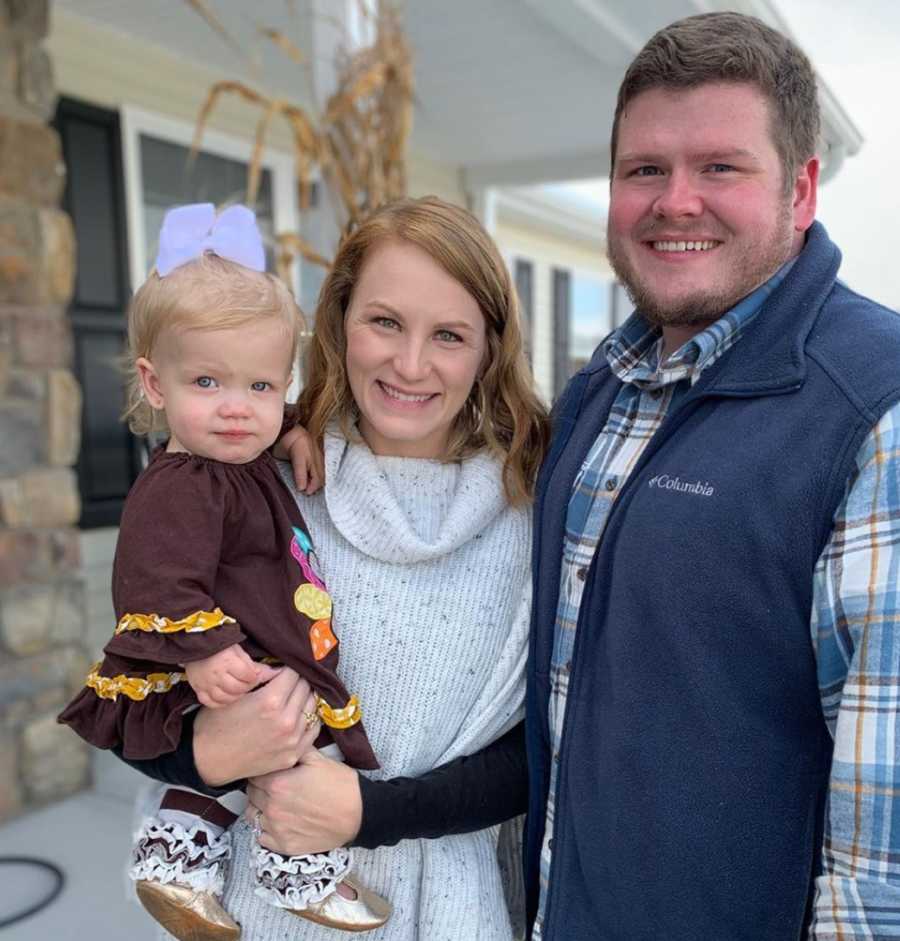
[792,155,819,232]
[136,357,165,410]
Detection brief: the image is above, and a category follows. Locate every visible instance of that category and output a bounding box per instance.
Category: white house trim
[464,151,612,191]
[494,189,603,247]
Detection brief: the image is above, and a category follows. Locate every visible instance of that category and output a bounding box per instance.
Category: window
[553,268,615,397]
[570,271,614,372]
[139,137,278,272]
[610,281,631,330]
[121,107,299,292]
[513,258,534,356]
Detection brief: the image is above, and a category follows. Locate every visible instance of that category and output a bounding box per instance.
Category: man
[524,12,900,940]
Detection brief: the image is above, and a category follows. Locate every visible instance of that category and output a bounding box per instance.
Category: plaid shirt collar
[604,259,796,390]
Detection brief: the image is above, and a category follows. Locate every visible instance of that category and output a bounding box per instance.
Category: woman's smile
[376,380,439,408]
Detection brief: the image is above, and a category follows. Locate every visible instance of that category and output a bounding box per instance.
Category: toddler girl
[58,204,390,940]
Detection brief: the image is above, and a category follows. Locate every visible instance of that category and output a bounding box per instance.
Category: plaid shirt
[532,266,900,939]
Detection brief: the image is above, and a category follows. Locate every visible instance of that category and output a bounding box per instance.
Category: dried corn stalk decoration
[189,1,413,283]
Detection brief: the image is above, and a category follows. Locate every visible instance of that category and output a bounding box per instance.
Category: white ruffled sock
[130,815,231,894]
[252,844,352,910]
[158,807,226,838]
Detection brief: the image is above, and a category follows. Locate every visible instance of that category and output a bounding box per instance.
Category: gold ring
[303,709,320,729]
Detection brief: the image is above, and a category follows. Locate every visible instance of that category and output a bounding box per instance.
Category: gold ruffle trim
[85,662,185,702]
[315,693,363,729]
[115,608,237,635]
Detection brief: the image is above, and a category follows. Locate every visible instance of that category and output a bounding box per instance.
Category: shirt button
[604,477,617,492]
[548,838,554,850]
[576,567,587,581]
[650,388,663,399]
[553,752,560,763]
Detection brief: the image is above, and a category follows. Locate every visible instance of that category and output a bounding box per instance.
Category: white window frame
[120,105,300,294]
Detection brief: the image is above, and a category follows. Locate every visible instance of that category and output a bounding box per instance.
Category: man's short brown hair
[611,12,820,192]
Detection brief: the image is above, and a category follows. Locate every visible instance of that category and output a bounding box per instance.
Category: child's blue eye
[195,376,217,388]
[251,381,270,392]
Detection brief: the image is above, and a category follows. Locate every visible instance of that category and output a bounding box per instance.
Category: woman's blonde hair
[295,196,550,505]
[124,253,303,435]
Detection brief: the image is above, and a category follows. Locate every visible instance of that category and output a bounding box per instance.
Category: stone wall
[0,0,88,823]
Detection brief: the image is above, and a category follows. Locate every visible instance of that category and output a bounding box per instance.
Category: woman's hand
[273,425,324,495]
[246,748,363,855]
[193,668,320,787]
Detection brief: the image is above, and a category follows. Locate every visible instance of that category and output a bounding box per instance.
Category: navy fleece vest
[524,223,900,941]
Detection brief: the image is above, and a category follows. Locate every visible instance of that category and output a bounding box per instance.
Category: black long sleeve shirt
[113,715,527,848]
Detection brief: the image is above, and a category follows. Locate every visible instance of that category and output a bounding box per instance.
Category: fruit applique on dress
[290,526,338,660]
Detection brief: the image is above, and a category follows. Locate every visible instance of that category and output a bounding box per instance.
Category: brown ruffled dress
[58,448,378,769]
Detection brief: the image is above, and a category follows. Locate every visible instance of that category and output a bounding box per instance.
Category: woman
[126,196,546,940]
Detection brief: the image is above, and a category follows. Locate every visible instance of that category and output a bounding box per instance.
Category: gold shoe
[290,874,392,933]
[136,880,241,941]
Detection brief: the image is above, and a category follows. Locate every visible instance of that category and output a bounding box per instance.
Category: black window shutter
[552,267,571,399]
[55,97,140,527]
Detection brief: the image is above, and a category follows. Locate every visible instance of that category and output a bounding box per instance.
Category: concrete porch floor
[0,750,158,939]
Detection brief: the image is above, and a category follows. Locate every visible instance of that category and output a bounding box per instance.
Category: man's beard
[607,205,794,329]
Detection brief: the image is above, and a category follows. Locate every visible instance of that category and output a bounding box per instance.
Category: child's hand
[185,644,279,708]
[274,425,324,495]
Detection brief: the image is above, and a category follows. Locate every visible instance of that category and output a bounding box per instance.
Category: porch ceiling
[53,0,862,188]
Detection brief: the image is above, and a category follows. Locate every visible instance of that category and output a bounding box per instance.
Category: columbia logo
[648,474,715,497]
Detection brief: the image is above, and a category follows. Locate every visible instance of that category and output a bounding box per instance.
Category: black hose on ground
[0,856,65,930]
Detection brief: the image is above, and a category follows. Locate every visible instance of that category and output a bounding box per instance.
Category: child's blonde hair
[124,253,303,435]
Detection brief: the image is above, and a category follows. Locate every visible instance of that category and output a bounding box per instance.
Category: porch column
[307,0,377,256]
[0,0,87,823]
[471,187,498,236]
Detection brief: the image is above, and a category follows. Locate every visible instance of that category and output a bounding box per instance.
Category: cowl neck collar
[322,430,507,564]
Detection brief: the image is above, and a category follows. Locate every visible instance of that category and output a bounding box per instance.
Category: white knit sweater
[211,432,532,941]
